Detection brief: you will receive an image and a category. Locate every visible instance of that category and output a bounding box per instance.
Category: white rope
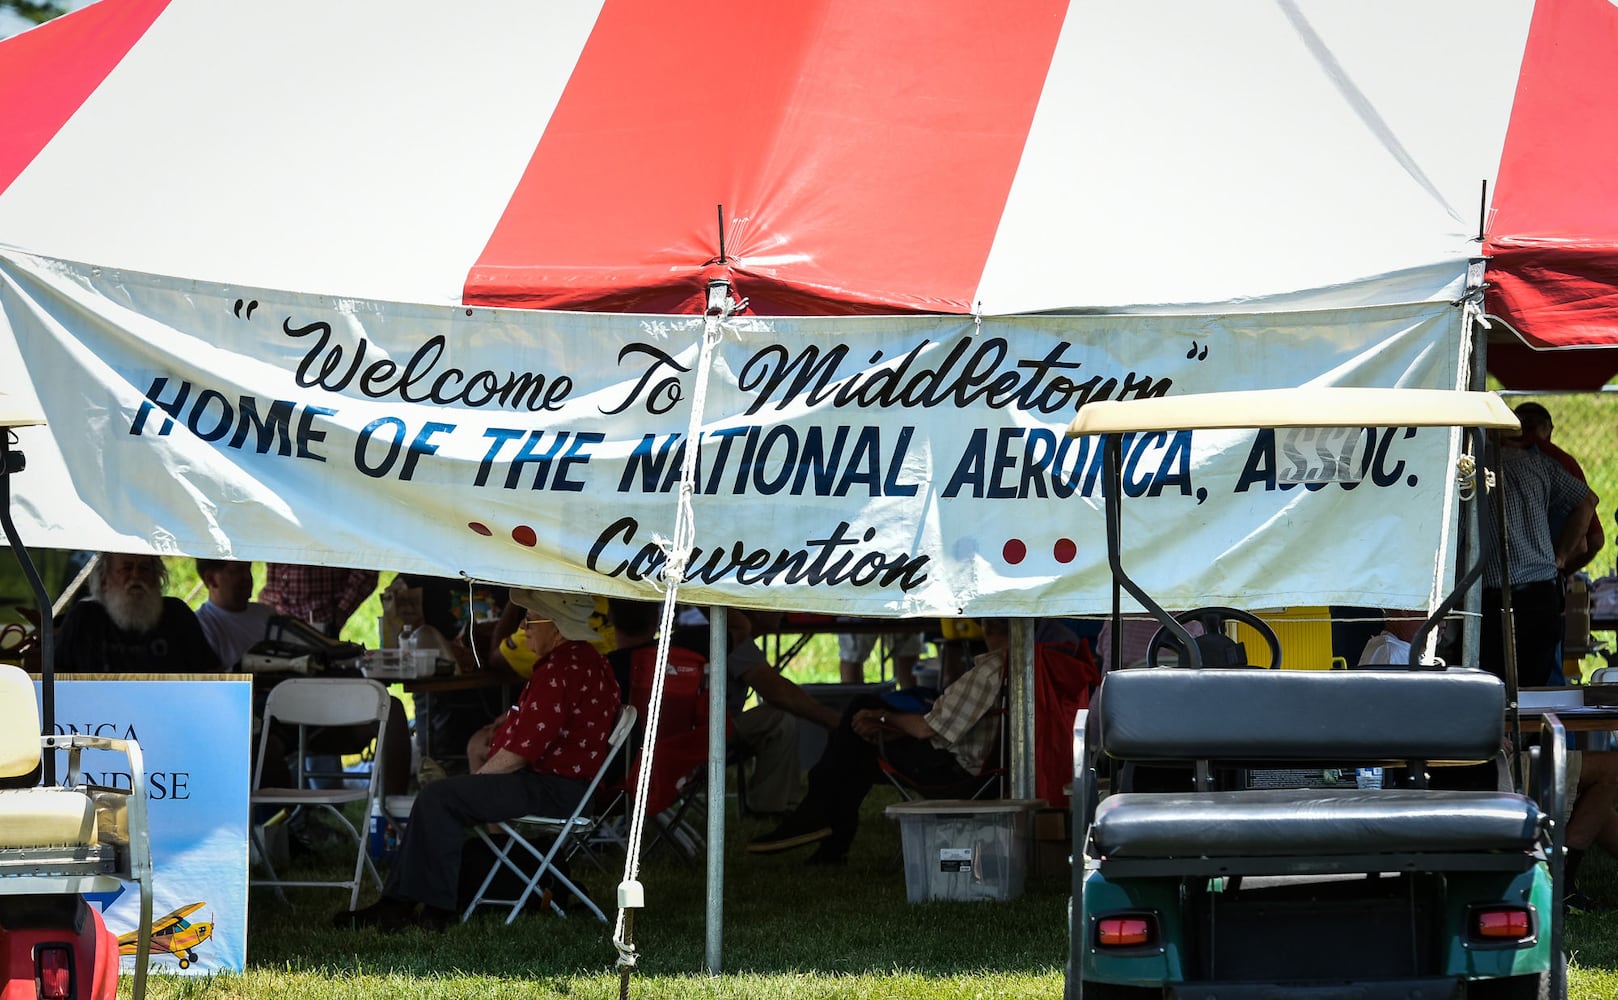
[1423,291,1485,664]
[613,289,730,971]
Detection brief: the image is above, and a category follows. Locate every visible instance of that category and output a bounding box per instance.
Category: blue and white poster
[43,677,251,975]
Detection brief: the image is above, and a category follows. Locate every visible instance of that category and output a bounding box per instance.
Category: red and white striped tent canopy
[1,0,1615,615]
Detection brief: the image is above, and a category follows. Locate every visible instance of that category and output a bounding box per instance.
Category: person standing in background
[1479,421,1597,688]
[1515,401,1604,684]
[257,564,379,638]
[1515,402,1603,573]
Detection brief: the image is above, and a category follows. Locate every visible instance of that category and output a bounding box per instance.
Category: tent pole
[705,607,728,973]
[1009,618,1035,799]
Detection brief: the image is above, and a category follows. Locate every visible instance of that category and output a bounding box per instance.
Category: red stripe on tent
[1487,341,1618,392]
[0,0,171,197]
[1485,0,1618,349]
[466,0,1067,315]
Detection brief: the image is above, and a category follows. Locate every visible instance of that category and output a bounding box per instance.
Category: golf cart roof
[1066,387,1519,437]
[0,391,44,429]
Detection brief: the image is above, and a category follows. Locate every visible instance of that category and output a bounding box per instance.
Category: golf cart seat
[1082,667,1551,875]
[0,663,152,995]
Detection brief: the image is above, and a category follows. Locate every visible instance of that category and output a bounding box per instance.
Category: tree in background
[1,1,66,24]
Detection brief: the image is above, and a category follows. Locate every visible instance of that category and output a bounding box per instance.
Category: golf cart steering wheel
[1145,606,1282,669]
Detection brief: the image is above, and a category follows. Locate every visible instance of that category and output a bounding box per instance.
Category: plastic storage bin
[884,798,1042,903]
[359,648,438,680]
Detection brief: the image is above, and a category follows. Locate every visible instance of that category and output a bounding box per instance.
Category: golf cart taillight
[1096,914,1157,948]
[1473,907,1533,941]
[36,944,71,1000]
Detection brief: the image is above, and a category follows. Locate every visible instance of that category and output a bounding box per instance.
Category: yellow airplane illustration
[118,901,213,970]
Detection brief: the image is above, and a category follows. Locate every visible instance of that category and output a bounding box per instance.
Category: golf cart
[1,402,152,1000]
[1065,388,1565,1000]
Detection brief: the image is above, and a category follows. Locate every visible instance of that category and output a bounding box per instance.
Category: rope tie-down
[614,276,741,997]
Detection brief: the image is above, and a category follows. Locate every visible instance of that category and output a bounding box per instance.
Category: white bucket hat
[509,589,598,643]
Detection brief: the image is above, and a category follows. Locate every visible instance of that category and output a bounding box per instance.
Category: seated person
[386,574,513,773]
[486,599,539,679]
[339,590,620,931]
[55,552,220,673]
[590,601,842,817]
[1560,750,1618,912]
[603,597,670,697]
[193,559,276,670]
[748,617,1014,864]
[687,607,844,816]
[1357,610,1426,666]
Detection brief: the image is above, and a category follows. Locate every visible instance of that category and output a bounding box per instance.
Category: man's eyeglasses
[523,617,554,628]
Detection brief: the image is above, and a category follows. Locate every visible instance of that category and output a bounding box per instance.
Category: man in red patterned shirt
[340,589,619,931]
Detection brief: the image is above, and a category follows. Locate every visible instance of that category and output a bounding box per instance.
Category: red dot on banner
[1054,538,1077,563]
[512,525,537,547]
[468,522,492,537]
[1003,539,1027,564]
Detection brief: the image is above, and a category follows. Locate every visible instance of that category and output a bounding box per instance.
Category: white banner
[2,251,1466,615]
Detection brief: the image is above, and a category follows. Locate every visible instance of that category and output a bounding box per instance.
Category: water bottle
[368,802,388,859]
[397,624,416,653]
[1356,766,1384,790]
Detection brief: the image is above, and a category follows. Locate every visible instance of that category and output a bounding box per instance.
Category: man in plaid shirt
[257,564,379,637]
[749,619,1012,865]
[1480,431,1597,688]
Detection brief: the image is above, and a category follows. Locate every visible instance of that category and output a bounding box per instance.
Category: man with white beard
[55,552,220,673]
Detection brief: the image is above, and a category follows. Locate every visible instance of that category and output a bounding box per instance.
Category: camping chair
[250,677,390,910]
[0,663,153,1000]
[623,644,726,860]
[461,704,637,924]
[879,651,1010,803]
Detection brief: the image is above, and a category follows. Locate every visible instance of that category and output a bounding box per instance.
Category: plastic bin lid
[884,799,1045,817]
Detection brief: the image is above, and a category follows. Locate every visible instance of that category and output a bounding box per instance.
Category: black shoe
[335,895,417,932]
[747,813,833,854]
[417,905,457,931]
[1565,890,1602,915]
[805,843,848,866]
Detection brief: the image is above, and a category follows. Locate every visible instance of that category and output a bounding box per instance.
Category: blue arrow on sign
[84,886,124,911]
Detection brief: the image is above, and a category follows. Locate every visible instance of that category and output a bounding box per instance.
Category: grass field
[123,780,1618,1000]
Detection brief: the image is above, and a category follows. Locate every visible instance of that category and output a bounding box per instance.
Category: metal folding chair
[249,677,390,910]
[461,705,636,924]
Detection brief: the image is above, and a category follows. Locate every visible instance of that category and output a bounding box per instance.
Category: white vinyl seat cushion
[0,787,98,848]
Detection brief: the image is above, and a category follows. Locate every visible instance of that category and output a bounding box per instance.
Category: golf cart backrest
[1095,666,1504,767]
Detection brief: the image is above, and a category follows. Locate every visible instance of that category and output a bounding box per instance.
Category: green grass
[142,785,1067,999]
[118,783,1618,1000]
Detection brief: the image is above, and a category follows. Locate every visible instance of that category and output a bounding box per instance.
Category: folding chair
[461,704,636,924]
[0,663,153,1000]
[879,653,1009,802]
[250,677,390,910]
